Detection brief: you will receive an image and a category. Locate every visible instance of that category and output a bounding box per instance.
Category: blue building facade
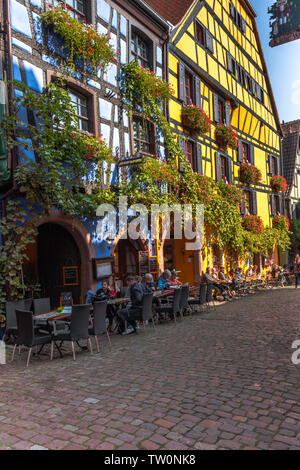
[0,0,169,305]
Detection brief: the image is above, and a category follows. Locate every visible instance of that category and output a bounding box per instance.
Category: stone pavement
[0,287,300,450]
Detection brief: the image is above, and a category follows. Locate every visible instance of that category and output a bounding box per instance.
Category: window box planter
[215,125,238,149]
[41,4,115,74]
[181,104,211,134]
[239,162,262,185]
[217,180,242,207]
[270,175,288,192]
[242,215,263,234]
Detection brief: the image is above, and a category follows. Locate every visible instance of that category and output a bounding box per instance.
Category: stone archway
[34,211,97,299]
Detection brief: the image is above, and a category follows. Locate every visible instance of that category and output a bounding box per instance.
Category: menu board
[149,257,158,275]
[139,251,150,276]
[63,267,79,286]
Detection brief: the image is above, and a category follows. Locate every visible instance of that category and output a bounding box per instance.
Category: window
[242,142,250,163]
[218,98,226,125]
[185,141,195,170]
[274,195,280,214]
[244,190,252,215]
[195,21,204,45]
[227,53,236,77]
[131,32,150,68]
[132,118,154,154]
[69,89,89,131]
[272,156,277,176]
[220,155,228,182]
[49,1,87,20]
[230,2,246,33]
[237,65,245,87]
[185,71,193,105]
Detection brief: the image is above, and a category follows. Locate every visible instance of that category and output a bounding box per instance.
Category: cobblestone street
[0,287,300,450]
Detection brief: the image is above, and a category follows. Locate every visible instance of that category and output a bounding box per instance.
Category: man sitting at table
[117,276,144,335]
[204,267,229,301]
[95,281,115,332]
[142,273,156,293]
[157,270,171,290]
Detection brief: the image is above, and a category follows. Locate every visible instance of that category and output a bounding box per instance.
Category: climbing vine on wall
[0,79,113,311]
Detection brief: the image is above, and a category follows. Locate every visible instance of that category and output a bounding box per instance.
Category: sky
[251,0,300,123]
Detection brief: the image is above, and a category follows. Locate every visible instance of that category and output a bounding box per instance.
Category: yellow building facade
[164,0,283,281]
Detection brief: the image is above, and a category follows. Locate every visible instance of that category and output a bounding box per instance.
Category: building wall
[167,0,282,277]
[4,0,168,293]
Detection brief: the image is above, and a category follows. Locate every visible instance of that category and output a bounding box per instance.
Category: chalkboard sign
[149,257,158,275]
[139,251,150,276]
[63,266,79,286]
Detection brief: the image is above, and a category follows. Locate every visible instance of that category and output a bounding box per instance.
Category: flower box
[242,215,263,234]
[181,105,211,134]
[239,162,262,185]
[215,125,238,149]
[270,175,288,192]
[217,181,242,207]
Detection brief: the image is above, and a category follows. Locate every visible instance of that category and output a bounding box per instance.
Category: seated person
[215,266,232,298]
[169,270,182,286]
[142,273,156,293]
[157,269,171,290]
[246,265,254,277]
[117,276,144,335]
[203,268,229,301]
[95,281,115,331]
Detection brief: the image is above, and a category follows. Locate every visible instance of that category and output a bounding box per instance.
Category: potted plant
[0,314,5,340]
[215,124,238,149]
[270,175,288,192]
[242,215,264,234]
[181,104,211,134]
[239,162,262,185]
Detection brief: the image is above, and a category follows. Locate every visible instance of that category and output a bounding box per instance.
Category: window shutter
[251,78,256,96]
[270,194,275,215]
[251,191,257,215]
[227,52,233,73]
[269,154,273,175]
[276,157,280,175]
[231,2,235,19]
[225,103,231,125]
[196,143,203,174]
[213,93,219,123]
[279,197,283,215]
[215,152,221,181]
[250,144,255,165]
[241,197,245,217]
[238,140,243,163]
[228,158,233,184]
[205,30,214,54]
[241,18,246,33]
[195,76,201,107]
[178,62,185,102]
[178,138,185,173]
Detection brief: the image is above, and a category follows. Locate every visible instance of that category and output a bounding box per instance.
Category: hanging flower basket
[273,215,290,231]
[239,162,262,185]
[215,125,238,149]
[270,175,288,192]
[41,4,115,73]
[217,180,242,207]
[242,215,263,234]
[181,104,211,134]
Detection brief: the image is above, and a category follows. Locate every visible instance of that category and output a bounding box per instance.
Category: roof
[282,131,300,196]
[281,120,300,136]
[144,0,194,25]
[144,0,257,25]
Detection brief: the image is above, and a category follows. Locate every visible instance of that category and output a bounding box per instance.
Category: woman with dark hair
[294,255,300,289]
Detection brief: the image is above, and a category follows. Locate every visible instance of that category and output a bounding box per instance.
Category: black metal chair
[54,304,93,360]
[33,298,51,315]
[188,284,207,313]
[155,288,181,322]
[179,285,191,318]
[12,310,54,367]
[140,293,155,329]
[89,301,111,352]
[60,292,73,307]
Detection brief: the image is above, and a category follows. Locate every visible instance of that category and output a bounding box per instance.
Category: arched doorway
[37,223,81,307]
